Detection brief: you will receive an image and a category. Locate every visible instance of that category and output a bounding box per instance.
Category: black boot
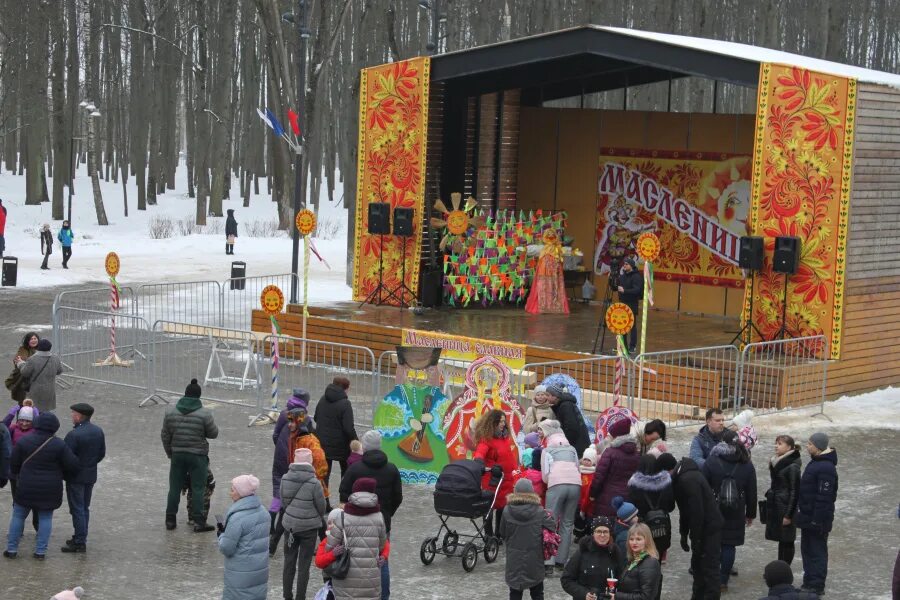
[165,514,177,530]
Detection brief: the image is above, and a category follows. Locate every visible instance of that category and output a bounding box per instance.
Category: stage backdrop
[747,64,856,360]
[351,57,431,303]
[594,150,752,287]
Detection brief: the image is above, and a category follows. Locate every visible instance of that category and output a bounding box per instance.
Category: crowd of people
[0,340,874,600]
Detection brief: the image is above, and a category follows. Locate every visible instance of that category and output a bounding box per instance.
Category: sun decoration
[105,252,120,278]
[635,232,661,262]
[295,209,316,236]
[429,192,485,252]
[605,302,635,335]
[260,285,285,316]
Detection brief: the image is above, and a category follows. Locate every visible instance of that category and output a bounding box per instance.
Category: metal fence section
[54,307,151,392]
[628,345,741,427]
[221,273,298,331]
[135,280,222,328]
[148,320,262,408]
[736,336,828,415]
[263,334,377,427]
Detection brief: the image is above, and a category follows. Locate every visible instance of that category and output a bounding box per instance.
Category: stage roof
[430,25,900,101]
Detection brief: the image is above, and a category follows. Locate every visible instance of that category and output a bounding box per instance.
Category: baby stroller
[420,459,503,572]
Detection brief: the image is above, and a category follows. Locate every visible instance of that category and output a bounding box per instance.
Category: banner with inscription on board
[594,150,752,287]
[400,328,526,371]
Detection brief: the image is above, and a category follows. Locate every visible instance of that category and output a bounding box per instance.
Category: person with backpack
[764,435,802,564]
[795,433,838,596]
[541,428,582,577]
[500,478,556,600]
[702,429,757,593]
[627,454,676,560]
[670,457,723,600]
[758,560,820,599]
[281,448,327,600]
[314,377,358,489]
[561,516,624,600]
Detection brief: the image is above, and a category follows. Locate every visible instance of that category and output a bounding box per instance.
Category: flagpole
[288,0,310,306]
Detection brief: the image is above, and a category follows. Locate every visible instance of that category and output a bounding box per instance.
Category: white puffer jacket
[326,491,387,600]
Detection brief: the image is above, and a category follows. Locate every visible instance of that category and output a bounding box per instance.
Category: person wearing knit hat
[51,586,85,600]
[521,432,541,470]
[611,496,640,556]
[62,401,106,553]
[218,473,270,600]
[523,385,554,433]
[575,446,598,540]
[589,419,639,521]
[327,476,387,600]
[281,443,327,600]
[17,339,62,413]
[655,453,678,473]
[523,447,546,500]
[161,376,218,532]
[361,429,382,452]
[796,433,837,595]
[272,388,314,447]
[294,448,313,464]
[546,385,591,457]
[561,515,623,597]
[500,470,555,597]
[537,418,564,442]
[314,376,359,495]
[608,416,632,438]
[759,559,817,599]
[730,409,758,451]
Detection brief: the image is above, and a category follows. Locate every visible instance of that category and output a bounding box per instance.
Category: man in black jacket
[795,433,838,595]
[62,403,106,553]
[314,376,358,485]
[616,258,644,352]
[671,457,724,600]
[547,385,591,457]
[339,430,402,600]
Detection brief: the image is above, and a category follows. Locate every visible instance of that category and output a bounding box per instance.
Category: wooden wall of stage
[516,107,755,318]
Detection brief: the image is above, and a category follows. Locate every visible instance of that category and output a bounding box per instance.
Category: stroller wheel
[483,536,499,563]
[441,531,459,555]
[461,542,478,572]
[419,537,437,565]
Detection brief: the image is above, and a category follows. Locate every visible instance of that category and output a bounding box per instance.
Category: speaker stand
[769,273,796,341]
[730,269,766,346]
[359,233,390,308]
[385,235,416,309]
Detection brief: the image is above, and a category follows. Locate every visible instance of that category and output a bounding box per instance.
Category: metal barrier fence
[54,307,152,392]
[52,287,137,345]
[135,280,223,328]
[736,335,827,416]
[221,273,298,331]
[263,334,378,427]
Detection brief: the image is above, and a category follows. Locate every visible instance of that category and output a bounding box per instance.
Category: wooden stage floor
[314,301,740,355]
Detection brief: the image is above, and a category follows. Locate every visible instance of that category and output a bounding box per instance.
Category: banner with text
[401,328,526,371]
[594,150,752,287]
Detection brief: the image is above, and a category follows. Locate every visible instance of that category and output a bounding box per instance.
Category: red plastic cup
[606,578,618,591]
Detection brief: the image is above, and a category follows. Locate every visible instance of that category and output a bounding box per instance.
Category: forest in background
[0,0,897,229]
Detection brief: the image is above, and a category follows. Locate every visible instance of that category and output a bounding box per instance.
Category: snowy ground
[0,164,351,303]
[1,289,899,599]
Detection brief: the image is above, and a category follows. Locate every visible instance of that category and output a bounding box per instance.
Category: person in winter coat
[671,457,723,600]
[615,523,662,600]
[161,378,219,531]
[4,412,80,558]
[281,448,327,600]
[288,408,329,497]
[40,223,53,270]
[8,404,36,446]
[338,430,402,600]
[62,403,105,553]
[0,421,9,489]
[473,409,518,538]
[590,418,640,519]
[702,429,757,592]
[627,454,676,557]
[57,221,74,268]
[225,209,238,255]
[314,377,358,483]
[541,430,582,575]
[347,440,364,467]
[537,418,564,446]
[17,339,62,413]
[795,432,838,595]
[500,478,556,599]
[547,385,591,457]
[561,516,624,600]
[611,498,639,557]
[217,474,270,600]
[758,560,821,600]
[689,408,726,470]
[524,447,546,503]
[523,385,554,433]
[730,410,758,453]
[765,435,802,564]
[7,332,39,404]
[273,388,313,446]
[577,446,598,525]
[616,258,643,352]
[326,477,388,600]
[271,397,316,539]
[522,432,541,469]
[632,419,668,457]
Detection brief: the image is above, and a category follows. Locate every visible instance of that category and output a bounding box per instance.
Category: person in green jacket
[161,378,218,532]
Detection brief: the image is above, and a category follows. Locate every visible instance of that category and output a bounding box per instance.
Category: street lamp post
[419,0,445,54]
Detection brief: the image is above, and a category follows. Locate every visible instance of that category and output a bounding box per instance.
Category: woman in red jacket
[473,409,518,539]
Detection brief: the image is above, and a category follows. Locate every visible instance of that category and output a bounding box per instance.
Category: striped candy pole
[638,260,654,402]
[301,236,310,365]
[270,315,280,410]
[614,334,625,406]
[109,278,118,356]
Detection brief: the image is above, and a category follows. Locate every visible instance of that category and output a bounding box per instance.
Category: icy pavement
[1,289,898,599]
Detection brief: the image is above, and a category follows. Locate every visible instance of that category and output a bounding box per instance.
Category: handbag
[758,499,768,525]
[324,512,351,580]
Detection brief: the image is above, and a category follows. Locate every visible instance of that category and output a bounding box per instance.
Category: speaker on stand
[731,236,766,346]
[770,236,801,340]
[359,202,391,307]
[385,207,417,308]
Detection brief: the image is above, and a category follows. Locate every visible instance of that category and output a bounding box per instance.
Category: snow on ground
[0,163,351,303]
[751,385,900,432]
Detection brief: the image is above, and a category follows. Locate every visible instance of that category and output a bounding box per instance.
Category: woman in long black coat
[764,435,802,564]
[702,429,757,592]
[5,413,79,558]
[626,454,676,556]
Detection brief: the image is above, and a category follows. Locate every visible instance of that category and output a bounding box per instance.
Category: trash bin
[230,261,246,290]
[2,256,17,287]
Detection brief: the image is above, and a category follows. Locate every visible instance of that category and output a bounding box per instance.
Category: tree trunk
[50,3,67,220]
[88,117,108,225]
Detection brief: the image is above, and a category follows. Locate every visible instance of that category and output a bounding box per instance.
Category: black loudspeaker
[367,202,390,235]
[773,236,801,274]
[419,268,443,307]
[738,236,764,271]
[393,207,414,236]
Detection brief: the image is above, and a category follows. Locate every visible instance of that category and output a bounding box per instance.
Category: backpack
[717,463,742,515]
[643,493,671,543]
[542,510,561,560]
